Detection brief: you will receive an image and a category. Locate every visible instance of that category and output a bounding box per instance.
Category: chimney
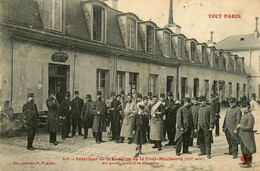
[255,17,259,38]
[210,31,214,43]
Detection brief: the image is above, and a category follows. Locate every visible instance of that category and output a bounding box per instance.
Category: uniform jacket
[239,112,256,154]
[211,99,220,119]
[22,101,38,126]
[165,100,177,126]
[60,99,72,118]
[150,102,165,141]
[71,97,84,119]
[132,112,149,144]
[46,98,59,132]
[91,99,107,132]
[174,105,193,141]
[195,104,215,143]
[110,99,122,121]
[222,107,242,143]
[81,100,94,128]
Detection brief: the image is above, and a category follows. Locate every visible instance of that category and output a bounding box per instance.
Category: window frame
[92,5,106,43]
[126,17,137,50]
[146,25,155,54]
[163,31,171,58]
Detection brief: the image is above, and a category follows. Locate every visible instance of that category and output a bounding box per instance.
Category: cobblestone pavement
[0,108,259,171]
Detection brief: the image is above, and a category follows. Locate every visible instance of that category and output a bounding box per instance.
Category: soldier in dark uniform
[111,95,122,142]
[194,95,215,159]
[81,94,95,139]
[91,91,108,144]
[210,93,221,136]
[190,96,200,147]
[222,98,242,159]
[46,91,59,145]
[237,107,256,168]
[71,91,84,137]
[109,92,117,141]
[59,92,72,140]
[174,97,193,156]
[165,92,177,146]
[22,93,38,150]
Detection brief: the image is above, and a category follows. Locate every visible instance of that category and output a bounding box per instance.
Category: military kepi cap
[168,92,173,96]
[74,90,80,95]
[65,92,71,97]
[160,93,165,98]
[183,97,191,103]
[27,93,34,98]
[198,95,206,102]
[97,91,103,96]
[86,94,92,99]
[210,93,216,98]
[228,97,236,103]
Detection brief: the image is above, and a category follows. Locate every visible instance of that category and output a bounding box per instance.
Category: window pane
[127,18,136,49]
[146,26,154,53]
[93,6,103,41]
[164,32,170,57]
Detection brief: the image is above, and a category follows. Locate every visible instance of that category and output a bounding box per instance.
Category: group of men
[22,89,256,168]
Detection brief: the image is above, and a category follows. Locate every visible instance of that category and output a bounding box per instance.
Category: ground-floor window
[167,76,174,96]
[204,80,209,101]
[194,78,199,98]
[149,74,158,95]
[116,71,125,94]
[96,69,109,99]
[229,82,232,97]
[129,72,138,93]
[181,77,188,99]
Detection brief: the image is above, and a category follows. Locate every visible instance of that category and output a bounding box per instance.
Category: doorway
[49,64,70,103]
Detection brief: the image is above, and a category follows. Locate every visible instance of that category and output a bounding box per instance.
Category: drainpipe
[176,61,182,100]
[73,50,76,98]
[11,37,14,108]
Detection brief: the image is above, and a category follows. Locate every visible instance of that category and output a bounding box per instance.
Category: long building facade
[0,0,248,114]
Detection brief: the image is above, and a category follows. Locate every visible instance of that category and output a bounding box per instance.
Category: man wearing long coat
[194,96,215,159]
[46,92,59,145]
[210,93,221,136]
[118,93,137,144]
[81,94,94,139]
[110,95,122,142]
[190,97,200,147]
[174,97,193,156]
[59,92,72,139]
[237,108,256,168]
[22,93,38,150]
[165,92,177,146]
[150,95,165,151]
[91,91,107,144]
[71,91,84,136]
[222,98,242,159]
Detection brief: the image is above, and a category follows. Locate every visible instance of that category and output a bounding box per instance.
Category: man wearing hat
[81,94,95,139]
[210,93,221,136]
[59,92,72,140]
[46,91,59,145]
[165,92,177,146]
[108,92,117,140]
[71,91,84,137]
[190,96,200,147]
[222,97,242,159]
[237,107,256,168]
[22,93,38,150]
[150,95,165,151]
[194,95,215,159]
[91,91,108,144]
[174,97,193,156]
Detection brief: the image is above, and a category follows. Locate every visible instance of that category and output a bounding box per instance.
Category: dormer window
[146,25,155,53]
[191,42,196,62]
[42,0,63,32]
[126,17,136,49]
[178,37,184,59]
[164,32,170,57]
[93,5,105,42]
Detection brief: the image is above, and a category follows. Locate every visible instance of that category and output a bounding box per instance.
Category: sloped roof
[216,33,260,50]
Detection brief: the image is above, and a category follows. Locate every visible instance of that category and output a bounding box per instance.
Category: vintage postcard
[0,0,260,170]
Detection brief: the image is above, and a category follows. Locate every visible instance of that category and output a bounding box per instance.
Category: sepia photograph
[0,0,260,170]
